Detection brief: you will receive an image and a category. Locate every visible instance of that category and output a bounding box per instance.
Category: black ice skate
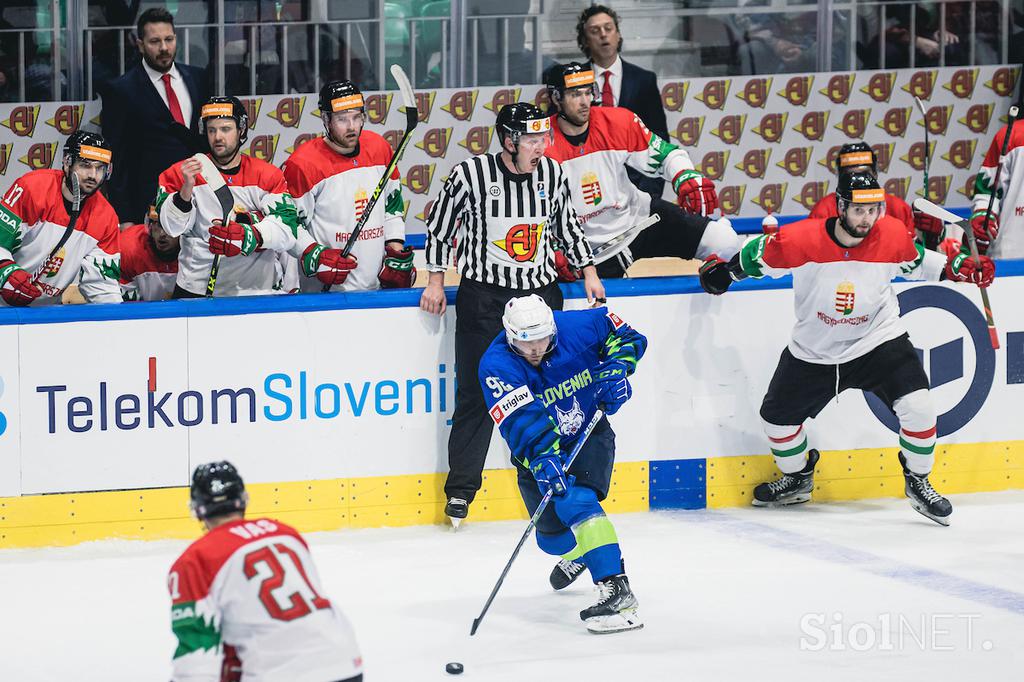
[445,497,468,529]
[752,449,820,507]
[899,453,952,526]
[579,574,643,634]
[549,559,586,590]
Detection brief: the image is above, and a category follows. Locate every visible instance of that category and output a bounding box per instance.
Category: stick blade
[470,618,481,636]
[390,64,417,113]
[191,153,226,191]
[912,197,962,225]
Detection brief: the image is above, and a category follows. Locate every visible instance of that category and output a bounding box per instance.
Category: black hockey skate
[899,453,952,526]
[445,497,468,529]
[752,449,820,507]
[550,559,586,590]
[580,574,643,634]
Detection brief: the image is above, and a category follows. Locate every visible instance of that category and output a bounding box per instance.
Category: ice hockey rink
[2,491,1022,681]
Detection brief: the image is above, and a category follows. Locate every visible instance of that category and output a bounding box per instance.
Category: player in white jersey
[542,62,740,279]
[0,130,121,306]
[970,108,1023,257]
[157,96,352,297]
[169,461,363,682]
[699,171,996,525]
[283,80,415,293]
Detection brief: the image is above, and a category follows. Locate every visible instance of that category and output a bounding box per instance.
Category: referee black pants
[444,278,564,503]
[596,197,711,278]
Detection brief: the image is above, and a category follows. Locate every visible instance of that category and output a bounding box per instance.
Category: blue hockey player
[478,294,647,634]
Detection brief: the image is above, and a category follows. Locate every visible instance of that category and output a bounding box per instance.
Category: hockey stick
[978,103,1020,257]
[912,197,999,349]
[35,171,82,283]
[591,213,661,263]
[322,64,419,292]
[470,408,605,637]
[913,96,940,249]
[194,153,235,298]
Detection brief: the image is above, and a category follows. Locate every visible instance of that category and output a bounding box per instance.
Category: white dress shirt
[592,55,623,107]
[143,61,193,125]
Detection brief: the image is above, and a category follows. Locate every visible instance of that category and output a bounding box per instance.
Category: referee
[420,102,605,525]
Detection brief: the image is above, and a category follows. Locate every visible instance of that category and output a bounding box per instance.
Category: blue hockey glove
[530,455,568,497]
[594,360,632,415]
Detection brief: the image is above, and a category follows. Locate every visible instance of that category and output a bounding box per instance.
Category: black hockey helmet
[190,460,248,521]
[318,80,364,117]
[835,141,877,175]
[836,170,885,215]
[495,102,551,149]
[63,130,113,178]
[544,62,600,108]
[200,95,249,142]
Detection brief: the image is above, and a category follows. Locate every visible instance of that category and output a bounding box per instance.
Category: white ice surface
[2,491,1023,681]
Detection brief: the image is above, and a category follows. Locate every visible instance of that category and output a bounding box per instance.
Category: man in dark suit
[100,8,208,226]
[577,4,669,199]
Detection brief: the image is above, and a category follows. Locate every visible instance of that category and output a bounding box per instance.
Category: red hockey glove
[0,259,42,306]
[912,210,944,238]
[554,250,580,283]
[378,244,416,289]
[209,220,262,257]
[674,170,718,215]
[945,248,995,288]
[302,244,358,286]
[970,209,998,254]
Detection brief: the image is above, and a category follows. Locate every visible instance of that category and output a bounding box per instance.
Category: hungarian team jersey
[544,106,695,262]
[168,517,362,682]
[118,223,178,301]
[283,133,405,293]
[0,169,121,304]
[973,120,1024,258]
[478,308,647,468]
[157,154,310,297]
[808,192,914,233]
[736,216,947,364]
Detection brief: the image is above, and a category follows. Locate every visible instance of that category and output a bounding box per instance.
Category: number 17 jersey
[168,517,362,682]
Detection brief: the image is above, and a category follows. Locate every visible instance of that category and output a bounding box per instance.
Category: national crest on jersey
[834,280,855,316]
[353,187,369,222]
[581,171,602,206]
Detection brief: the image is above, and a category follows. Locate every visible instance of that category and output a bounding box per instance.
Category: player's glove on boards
[303,244,358,286]
[378,244,416,289]
[209,219,262,256]
[0,259,41,306]
[530,454,568,497]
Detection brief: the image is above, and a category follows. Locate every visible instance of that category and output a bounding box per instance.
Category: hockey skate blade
[751,493,811,508]
[448,516,463,530]
[909,500,951,527]
[584,609,644,634]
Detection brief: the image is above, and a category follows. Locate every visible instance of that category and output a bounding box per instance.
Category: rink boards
[1,267,1023,547]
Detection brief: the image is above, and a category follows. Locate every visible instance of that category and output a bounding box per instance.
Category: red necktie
[601,71,614,107]
[161,73,185,125]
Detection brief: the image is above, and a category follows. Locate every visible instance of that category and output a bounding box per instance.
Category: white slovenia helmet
[502,294,557,354]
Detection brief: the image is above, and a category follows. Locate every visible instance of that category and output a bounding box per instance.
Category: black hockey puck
[445,662,464,675]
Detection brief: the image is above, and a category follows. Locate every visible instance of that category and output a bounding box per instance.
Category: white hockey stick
[592,213,661,263]
[194,153,235,298]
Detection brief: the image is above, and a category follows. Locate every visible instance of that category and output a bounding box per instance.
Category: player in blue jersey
[478,294,647,634]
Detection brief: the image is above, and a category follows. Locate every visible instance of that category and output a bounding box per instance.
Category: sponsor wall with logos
[1,273,1023,499]
[0,66,1019,237]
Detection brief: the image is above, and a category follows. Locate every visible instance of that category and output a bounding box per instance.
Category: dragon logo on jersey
[555,397,585,437]
[794,112,829,141]
[944,69,979,99]
[417,128,453,158]
[861,72,896,102]
[485,89,522,114]
[581,172,602,206]
[19,143,57,170]
[984,66,1020,97]
[884,177,910,200]
[903,71,937,100]
[460,126,494,155]
[245,135,278,164]
[494,222,544,262]
[877,107,912,137]
[752,113,787,143]
[362,94,392,125]
[835,281,855,316]
[778,147,812,177]
[404,164,436,195]
[45,105,84,136]
[837,109,871,139]
[944,140,978,170]
[778,76,813,107]
[672,117,704,147]
[354,188,369,222]
[752,183,787,213]
[0,143,11,175]
[820,74,854,105]
[443,91,479,121]
[700,151,729,181]
[737,78,772,108]
[793,181,828,212]
[718,186,745,215]
[661,82,689,112]
[958,104,994,134]
[921,105,953,136]
[269,97,304,128]
[711,115,746,145]
[1,106,40,137]
[737,149,770,179]
[696,80,730,110]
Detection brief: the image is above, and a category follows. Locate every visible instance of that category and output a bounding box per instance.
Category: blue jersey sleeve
[479,346,562,469]
[581,308,648,374]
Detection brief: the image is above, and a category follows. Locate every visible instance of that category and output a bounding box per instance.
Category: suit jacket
[610,59,670,199]
[100,62,208,224]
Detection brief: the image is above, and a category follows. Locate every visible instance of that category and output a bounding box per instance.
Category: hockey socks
[762,419,810,474]
[894,389,936,475]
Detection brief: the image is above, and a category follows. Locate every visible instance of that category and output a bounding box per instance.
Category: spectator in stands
[100,8,208,226]
[859,4,963,69]
[576,4,669,199]
[120,204,180,302]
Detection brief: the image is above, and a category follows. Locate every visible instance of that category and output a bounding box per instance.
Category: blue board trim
[649,459,707,510]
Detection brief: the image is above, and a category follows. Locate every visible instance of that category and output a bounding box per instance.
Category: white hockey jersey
[737,215,946,364]
[283,133,405,293]
[544,107,694,262]
[157,155,312,297]
[972,121,1024,258]
[168,517,363,682]
[0,169,121,304]
[119,223,177,301]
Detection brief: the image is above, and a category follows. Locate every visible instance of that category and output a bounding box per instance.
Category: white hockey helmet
[502,295,557,353]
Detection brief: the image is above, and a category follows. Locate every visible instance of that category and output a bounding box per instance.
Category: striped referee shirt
[425,153,594,289]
